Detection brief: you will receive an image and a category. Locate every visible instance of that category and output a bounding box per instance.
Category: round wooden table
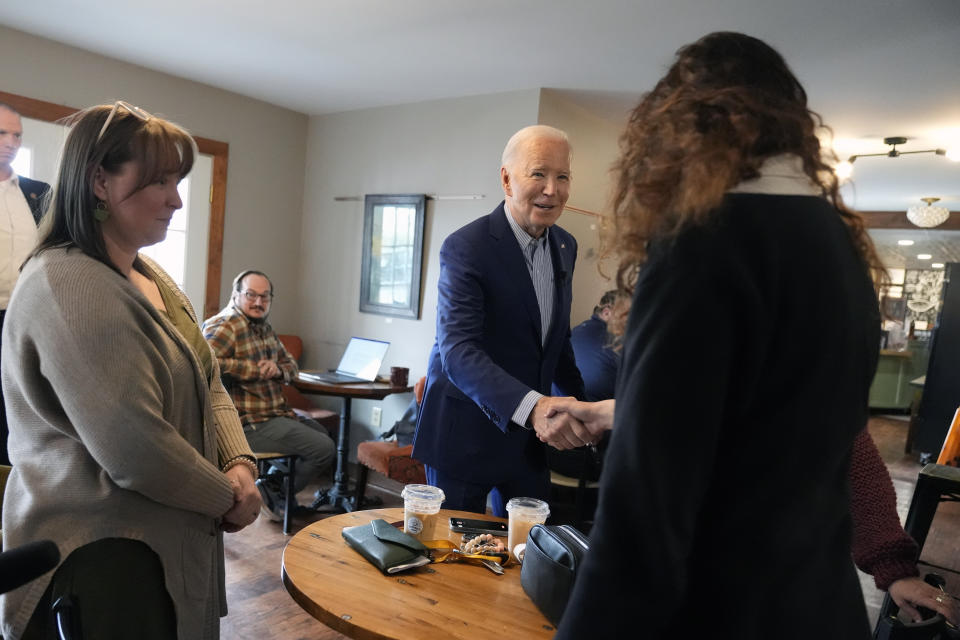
[281,508,555,639]
[293,375,412,511]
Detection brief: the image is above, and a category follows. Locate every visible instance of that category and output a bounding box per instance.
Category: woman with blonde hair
[1,102,261,639]
[557,33,883,638]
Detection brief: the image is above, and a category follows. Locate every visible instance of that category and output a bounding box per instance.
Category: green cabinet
[868,341,930,410]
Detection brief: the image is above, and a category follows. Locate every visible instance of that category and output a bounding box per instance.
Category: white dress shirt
[0,174,39,310]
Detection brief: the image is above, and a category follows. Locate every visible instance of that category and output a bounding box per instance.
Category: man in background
[203,270,335,520]
[568,290,620,402]
[414,124,597,516]
[0,103,50,464]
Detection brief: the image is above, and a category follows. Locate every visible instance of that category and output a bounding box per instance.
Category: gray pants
[245,416,335,491]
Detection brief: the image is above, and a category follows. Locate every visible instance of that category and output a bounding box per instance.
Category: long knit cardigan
[0,248,253,639]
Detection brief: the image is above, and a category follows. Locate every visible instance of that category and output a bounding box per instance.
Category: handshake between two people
[530,397,616,450]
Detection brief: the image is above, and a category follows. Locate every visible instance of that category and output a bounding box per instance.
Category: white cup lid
[505,496,550,517]
[401,484,446,503]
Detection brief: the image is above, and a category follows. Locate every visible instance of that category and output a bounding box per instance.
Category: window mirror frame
[359,193,426,319]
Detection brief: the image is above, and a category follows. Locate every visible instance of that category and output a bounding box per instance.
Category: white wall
[0,26,309,329]
[298,89,542,444]
[538,89,624,325]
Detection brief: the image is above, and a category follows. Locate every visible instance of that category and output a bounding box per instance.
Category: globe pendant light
[906,197,950,228]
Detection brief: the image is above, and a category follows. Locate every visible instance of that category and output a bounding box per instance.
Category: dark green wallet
[341,518,432,574]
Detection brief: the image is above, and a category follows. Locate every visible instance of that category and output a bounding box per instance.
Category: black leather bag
[519,524,589,626]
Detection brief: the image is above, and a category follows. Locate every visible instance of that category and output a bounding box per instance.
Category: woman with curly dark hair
[557,33,883,639]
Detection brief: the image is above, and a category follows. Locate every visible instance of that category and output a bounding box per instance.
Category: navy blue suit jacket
[18,176,50,224]
[568,314,619,401]
[413,203,585,485]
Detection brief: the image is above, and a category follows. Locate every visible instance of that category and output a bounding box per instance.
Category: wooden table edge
[281,565,394,640]
[292,374,413,399]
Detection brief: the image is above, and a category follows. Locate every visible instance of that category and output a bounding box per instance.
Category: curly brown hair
[605,31,883,334]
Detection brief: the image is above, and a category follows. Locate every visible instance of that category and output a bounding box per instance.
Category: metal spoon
[479,559,504,575]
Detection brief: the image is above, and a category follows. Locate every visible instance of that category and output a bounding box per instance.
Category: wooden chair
[275,334,340,484]
[354,377,427,507]
[936,406,960,467]
[277,334,340,437]
[254,453,297,535]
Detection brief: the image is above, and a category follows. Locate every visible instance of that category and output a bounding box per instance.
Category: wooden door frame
[0,90,228,318]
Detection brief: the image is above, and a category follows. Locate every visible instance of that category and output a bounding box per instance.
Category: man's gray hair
[500,125,571,168]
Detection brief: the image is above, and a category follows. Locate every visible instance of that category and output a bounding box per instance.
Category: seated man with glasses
[203,270,335,521]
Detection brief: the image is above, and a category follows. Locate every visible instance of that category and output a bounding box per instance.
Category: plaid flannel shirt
[202,305,298,426]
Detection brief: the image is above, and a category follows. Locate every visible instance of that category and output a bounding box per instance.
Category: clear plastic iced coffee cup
[400,484,445,540]
[506,497,550,563]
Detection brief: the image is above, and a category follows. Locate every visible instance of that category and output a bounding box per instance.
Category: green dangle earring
[93,201,110,222]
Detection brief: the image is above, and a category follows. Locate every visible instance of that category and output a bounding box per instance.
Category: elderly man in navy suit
[0,102,50,465]
[413,125,598,516]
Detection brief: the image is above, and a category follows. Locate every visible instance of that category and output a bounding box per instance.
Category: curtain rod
[564,204,600,217]
[334,194,485,202]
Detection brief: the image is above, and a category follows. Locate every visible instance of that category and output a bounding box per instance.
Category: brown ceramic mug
[390,366,409,387]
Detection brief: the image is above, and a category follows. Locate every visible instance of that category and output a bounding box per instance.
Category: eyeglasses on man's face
[242,290,273,303]
[96,100,153,144]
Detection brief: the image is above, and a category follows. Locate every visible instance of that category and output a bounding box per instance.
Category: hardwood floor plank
[222,470,403,639]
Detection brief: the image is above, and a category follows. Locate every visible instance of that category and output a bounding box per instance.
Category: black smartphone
[449,517,508,537]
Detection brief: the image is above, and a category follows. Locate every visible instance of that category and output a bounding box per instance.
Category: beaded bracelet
[222,455,259,480]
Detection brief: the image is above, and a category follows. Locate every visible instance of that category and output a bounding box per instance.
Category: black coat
[17,176,50,224]
[557,194,878,639]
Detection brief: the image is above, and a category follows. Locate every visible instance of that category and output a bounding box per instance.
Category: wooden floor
[221,471,404,639]
[220,419,960,637]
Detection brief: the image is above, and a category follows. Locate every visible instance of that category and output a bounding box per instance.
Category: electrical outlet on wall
[371,406,382,428]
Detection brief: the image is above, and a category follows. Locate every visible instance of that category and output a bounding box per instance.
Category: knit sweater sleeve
[14,254,236,518]
[849,428,919,590]
[209,355,255,466]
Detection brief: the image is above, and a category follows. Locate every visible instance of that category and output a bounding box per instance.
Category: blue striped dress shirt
[504,205,555,427]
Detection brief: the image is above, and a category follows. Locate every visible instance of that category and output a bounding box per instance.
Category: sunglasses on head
[96,100,153,144]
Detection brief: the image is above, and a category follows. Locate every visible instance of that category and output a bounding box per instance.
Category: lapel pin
[560,243,565,249]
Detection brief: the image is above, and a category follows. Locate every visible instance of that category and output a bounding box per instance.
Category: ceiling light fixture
[907,197,951,228]
[837,136,954,178]
[897,239,915,246]
[933,263,945,269]
[917,253,933,260]
[847,136,947,164]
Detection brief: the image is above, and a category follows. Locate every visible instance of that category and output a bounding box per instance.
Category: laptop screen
[337,337,390,380]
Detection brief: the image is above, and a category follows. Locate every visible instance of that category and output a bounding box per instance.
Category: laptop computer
[300,337,390,384]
